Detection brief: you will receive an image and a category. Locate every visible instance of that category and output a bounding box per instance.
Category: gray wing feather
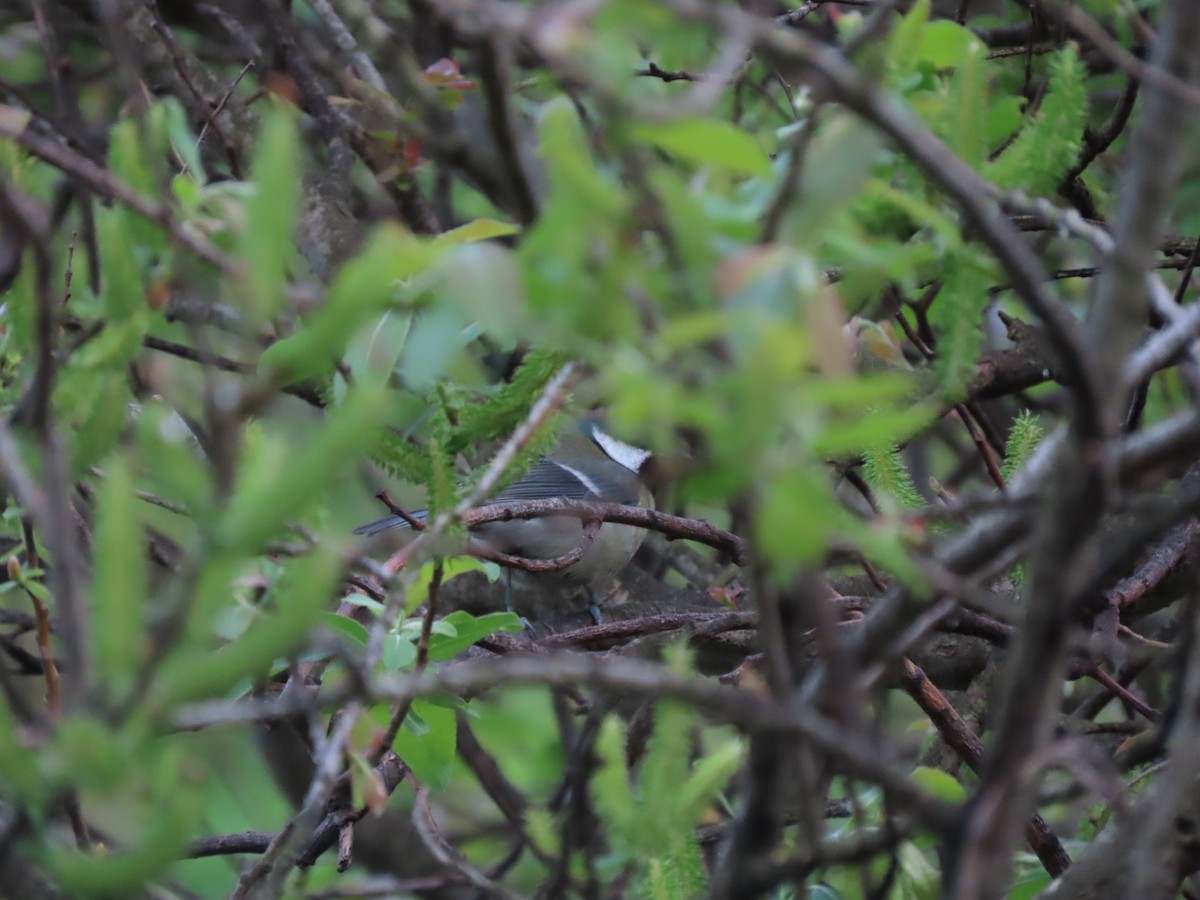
[494,458,635,503]
[356,456,637,536]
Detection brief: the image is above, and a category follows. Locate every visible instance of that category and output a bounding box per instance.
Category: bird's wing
[353,508,429,536]
[493,457,637,504]
[356,456,639,536]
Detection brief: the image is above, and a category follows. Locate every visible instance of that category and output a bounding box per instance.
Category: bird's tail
[353,510,428,536]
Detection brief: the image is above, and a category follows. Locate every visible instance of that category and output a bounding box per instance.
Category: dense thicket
[1,1,1199,898]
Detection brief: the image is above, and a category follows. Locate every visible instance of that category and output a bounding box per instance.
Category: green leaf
[678,736,743,824]
[898,840,940,899]
[46,756,200,898]
[862,444,924,511]
[539,98,627,218]
[341,592,385,615]
[159,548,342,705]
[239,109,299,321]
[322,612,369,647]
[258,225,438,384]
[383,632,418,672]
[426,611,524,660]
[917,20,980,69]
[157,96,204,179]
[756,468,842,573]
[988,45,1088,197]
[90,456,146,690]
[911,765,966,803]
[42,716,129,793]
[69,373,130,475]
[96,205,145,322]
[638,700,693,840]
[1002,410,1043,482]
[0,698,46,807]
[405,557,495,611]
[4,250,35,354]
[439,241,528,344]
[107,117,163,256]
[218,382,391,551]
[135,403,213,529]
[429,218,520,249]
[943,41,989,171]
[630,118,772,178]
[811,402,939,457]
[930,250,992,399]
[886,0,931,78]
[593,716,636,840]
[786,115,884,242]
[391,699,456,788]
[71,315,150,371]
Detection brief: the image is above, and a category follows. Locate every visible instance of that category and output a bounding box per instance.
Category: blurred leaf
[107,117,164,256]
[930,251,992,398]
[886,0,931,78]
[47,753,200,898]
[239,109,299,321]
[757,468,840,571]
[0,699,45,807]
[156,96,204,179]
[0,103,32,134]
[426,611,524,660]
[988,45,1088,197]
[405,557,496,611]
[159,548,342,705]
[349,751,389,814]
[95,205,145,322]
[68,373,129,475]
[786,115,884,241]
[812,402,938,457]
[219,382,390,552]
[43,716,129,793]
[986,96,1025,148]
[259,225,438,384]
[593,717,636,840]
[322,612,369,647]
[630,118,772,178]
[430,218,519,249]
[539,98,626,218]
[677,736,742,823]
[917,20,980,69]
[342,592,385,615]
[898,840,940,899]
[383,632,418,672]
[863,444,924,511]
[439,241,527,344]
[943,41,989,171]
[90,456,146,690]
[3,250,35,354]
[71,315,150,371]
[911,765,966,803]
[135,403,212,529]
[391,699,456,788]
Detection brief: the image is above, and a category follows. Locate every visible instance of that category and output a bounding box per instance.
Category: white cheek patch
[592,428,652,473]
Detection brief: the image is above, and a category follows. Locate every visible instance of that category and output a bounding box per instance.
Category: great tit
[355,419,654,606]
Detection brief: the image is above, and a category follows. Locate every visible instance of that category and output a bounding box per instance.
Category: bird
[355,418,654,618]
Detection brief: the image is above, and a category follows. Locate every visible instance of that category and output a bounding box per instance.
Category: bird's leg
[586,587,603,626]
[504,569,532,630]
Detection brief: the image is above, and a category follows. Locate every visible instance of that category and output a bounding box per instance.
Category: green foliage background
[0,0,1192,896]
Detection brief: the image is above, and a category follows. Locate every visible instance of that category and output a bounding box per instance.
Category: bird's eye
[591,428,652,473]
